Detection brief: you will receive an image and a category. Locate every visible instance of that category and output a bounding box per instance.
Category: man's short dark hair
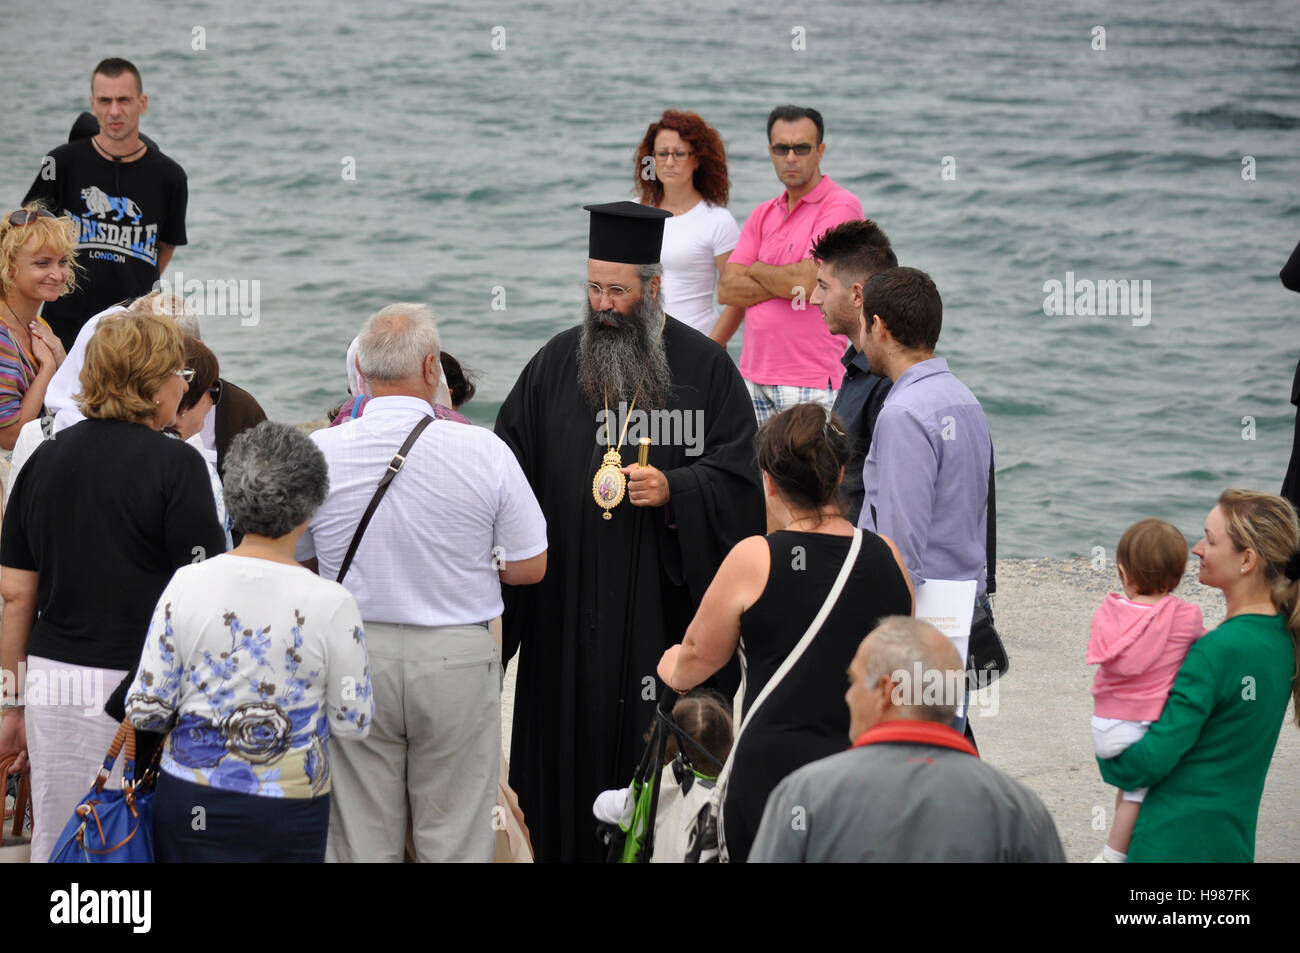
[861,267,942,352]
[811,220,898,290]
[767,105,824,143]
[92,58,143,95]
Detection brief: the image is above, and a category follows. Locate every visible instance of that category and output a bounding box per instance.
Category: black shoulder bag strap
[336,415,434,584]
[985,445,997,596]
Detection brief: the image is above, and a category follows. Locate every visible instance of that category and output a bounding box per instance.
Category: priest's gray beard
[577,287,671,411]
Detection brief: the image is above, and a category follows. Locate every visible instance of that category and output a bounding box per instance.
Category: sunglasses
[770,143,815,157]
[4,208,56,229]
[207,379,223,406]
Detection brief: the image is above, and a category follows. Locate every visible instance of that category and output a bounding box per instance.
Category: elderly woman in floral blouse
[126,421,372,862]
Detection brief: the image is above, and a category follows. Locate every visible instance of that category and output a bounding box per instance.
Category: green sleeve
[1097,643,1218,790]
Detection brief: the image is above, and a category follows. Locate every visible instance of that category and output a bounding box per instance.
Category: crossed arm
[717,259,819,307]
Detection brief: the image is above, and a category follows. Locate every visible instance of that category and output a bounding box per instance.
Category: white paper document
[913,578,978,666]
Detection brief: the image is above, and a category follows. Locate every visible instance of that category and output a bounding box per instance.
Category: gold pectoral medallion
[593,450,626,520]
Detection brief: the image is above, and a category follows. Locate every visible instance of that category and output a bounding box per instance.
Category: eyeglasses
[585,281,638,300]
[4,208,56,229]
[654,149,693,161]
[207,379,223,406]
[770,143,815,157]
[175,368,195,383]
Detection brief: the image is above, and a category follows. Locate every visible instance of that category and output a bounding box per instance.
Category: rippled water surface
[4,0,1299,556]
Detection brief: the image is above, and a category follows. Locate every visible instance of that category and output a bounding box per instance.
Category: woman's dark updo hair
[755,403,853,519]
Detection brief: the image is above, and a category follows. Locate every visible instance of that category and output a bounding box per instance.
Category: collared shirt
[297,395,547,626]
[858,357,990,592]
[830,345,892,524]
[850,719,978,755]
[728,175,863,388]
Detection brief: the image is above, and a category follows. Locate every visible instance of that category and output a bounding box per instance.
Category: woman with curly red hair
[633,111,744,339]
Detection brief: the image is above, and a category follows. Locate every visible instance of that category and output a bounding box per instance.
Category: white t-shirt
[297,396,547,626]
[656,200,741,335]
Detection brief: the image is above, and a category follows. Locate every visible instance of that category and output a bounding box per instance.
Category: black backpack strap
[336,414,434,584]
[985,444,997,597]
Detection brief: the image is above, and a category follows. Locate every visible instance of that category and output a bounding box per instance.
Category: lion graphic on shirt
[80,185,142,224]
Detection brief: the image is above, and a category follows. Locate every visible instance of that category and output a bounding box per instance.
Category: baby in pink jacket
[1086,519,1205,864]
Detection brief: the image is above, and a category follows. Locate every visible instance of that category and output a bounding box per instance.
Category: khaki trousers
[326,621,499,863]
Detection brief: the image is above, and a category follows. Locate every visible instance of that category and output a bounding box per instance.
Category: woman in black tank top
[658,404,913,862]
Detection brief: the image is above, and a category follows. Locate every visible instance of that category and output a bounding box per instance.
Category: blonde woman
[0,205,74,453]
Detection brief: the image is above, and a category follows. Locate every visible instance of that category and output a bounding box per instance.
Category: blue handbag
[49,721,158,863]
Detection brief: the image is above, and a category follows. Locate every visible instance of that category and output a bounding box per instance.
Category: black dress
[723,529,912,863]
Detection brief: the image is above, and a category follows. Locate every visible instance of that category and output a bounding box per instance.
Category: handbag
[49,721,160,863]
[967,448,1010,683]
[968,602,1009,685]
[687,529,864,863]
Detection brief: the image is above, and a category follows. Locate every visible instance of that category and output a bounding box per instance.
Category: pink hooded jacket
[1086,593,1206,721]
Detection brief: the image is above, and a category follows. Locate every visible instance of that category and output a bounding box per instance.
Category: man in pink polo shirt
[715,105,864,423]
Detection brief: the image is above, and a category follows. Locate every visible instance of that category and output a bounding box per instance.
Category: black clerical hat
[583,201,672,264]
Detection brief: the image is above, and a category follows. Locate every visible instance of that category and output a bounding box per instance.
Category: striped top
[0,318,48,429]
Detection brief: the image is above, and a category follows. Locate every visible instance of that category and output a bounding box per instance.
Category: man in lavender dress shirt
[853,268,991,597]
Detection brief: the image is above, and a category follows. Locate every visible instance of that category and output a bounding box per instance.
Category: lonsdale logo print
[66,185,158,266]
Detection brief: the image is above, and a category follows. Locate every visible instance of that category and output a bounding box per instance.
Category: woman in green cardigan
[1099,488,1300,862]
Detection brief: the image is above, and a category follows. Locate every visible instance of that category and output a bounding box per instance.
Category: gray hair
[222,421,329,539]
[637,262,663,299]
[131,290,202,339]
[356,303,440,382]
[863,616,964,725]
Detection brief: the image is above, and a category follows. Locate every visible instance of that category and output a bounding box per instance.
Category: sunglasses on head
[4,209,56,228]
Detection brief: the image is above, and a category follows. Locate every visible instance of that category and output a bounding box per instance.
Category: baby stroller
[600,687,726,863]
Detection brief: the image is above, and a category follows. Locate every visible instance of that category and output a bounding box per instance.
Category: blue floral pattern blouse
[126,554,372,798]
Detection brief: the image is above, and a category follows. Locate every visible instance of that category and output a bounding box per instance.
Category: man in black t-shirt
[23,57,188,349]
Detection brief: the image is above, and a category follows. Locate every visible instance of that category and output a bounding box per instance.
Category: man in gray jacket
[750,617,1064,862]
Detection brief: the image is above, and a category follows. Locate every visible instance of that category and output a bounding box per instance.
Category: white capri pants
[24,656,127,863]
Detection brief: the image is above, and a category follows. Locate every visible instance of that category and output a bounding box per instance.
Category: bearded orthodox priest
[494,202,764,862]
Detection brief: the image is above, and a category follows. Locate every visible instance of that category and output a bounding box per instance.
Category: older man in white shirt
[299,303,547,863]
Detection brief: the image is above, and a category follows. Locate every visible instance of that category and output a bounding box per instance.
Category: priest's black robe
[494,316,765,863]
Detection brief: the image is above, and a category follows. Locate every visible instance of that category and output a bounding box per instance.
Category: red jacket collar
[851,719,979,757]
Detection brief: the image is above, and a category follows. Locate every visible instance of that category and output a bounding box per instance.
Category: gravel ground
[501,556,1300,863]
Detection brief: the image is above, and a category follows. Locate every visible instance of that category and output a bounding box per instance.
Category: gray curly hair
[222,421,329,539]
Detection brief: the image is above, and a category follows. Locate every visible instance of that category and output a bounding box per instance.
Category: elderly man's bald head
[846,617,965,737]
[357,303,441,383]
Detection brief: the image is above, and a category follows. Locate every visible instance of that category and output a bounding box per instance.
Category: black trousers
[154,771,330,862]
